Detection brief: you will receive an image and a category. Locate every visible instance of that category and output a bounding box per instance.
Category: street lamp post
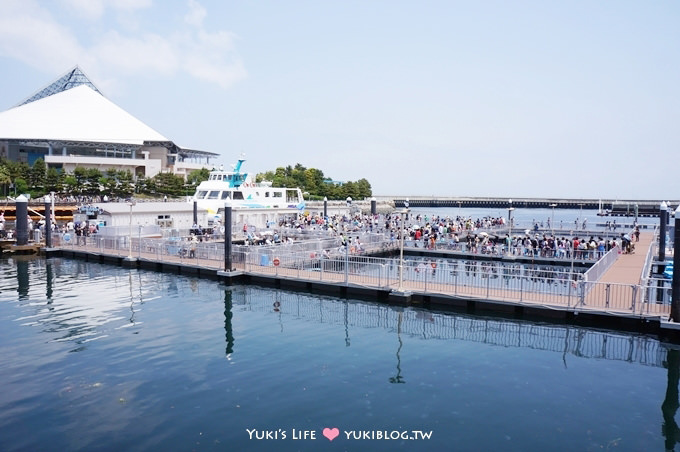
[127,199,136,259]
[550,203,557,236]
[398,200,410,292]
[44,194,52,248]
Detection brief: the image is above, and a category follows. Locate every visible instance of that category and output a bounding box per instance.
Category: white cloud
[0,0,83,72]
[0,0,245,90]
[184,0,207,27]
[92,31,179,75]
[59,0,153,21]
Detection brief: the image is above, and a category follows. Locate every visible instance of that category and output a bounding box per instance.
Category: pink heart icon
[323,427,340,441]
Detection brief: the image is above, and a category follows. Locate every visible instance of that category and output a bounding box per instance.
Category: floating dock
[37,229,680,342]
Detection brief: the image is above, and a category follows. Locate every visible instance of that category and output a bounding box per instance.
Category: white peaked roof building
[0,66,217,179]
[0,84,170,144]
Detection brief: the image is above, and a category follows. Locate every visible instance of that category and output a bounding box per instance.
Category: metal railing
[49,232,670,319]
[403,239,604,262]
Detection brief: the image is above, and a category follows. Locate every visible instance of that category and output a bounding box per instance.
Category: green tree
[255,163,373,200]
[14,177,29,195]
[29,158,46,193]
[63,175,78,195]
[45,167,63,193]
[73,167,88,188]
[0,165,10,196]
[341,181,359,200]
[83,168,103,196]
[356,178,372,198]
[187,168,210,185]
[151,172,185,197]
[303,168,325,194]
[256,171,276,183]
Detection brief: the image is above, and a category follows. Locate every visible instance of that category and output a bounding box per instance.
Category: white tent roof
[0,84,169,145]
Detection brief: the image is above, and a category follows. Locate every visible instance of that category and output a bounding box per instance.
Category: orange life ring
[350,246,356,253]
[431,262,437,269]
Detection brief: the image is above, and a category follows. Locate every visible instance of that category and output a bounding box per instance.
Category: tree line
[0,158,371,201]
[256,163,372,200]
[0,158,210,199]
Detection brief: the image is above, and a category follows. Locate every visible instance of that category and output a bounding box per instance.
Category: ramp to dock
[598,231,653,285]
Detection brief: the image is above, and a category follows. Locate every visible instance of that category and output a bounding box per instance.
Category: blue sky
[0,0,678,199]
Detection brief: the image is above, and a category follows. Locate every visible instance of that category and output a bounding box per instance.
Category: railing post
[424,265,428,293]
[605,284,610,308]
[631,285,637,312]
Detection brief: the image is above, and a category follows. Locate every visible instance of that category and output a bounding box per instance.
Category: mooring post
[15,194,28,246]
[44,194,52,248]
[224,198,232,272]
[670,205,680,321]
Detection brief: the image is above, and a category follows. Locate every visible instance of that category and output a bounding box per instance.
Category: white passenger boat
[191,157,305,228]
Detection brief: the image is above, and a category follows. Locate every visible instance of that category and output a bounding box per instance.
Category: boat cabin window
[156,214,173,228]
[272,192,283,198]
[232,191,244,200]
[196,191,208,199]
[265,192,270,197]
[220,191,232,200]
[207,191,220,199]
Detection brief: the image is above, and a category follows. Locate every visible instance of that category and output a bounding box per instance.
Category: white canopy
[0,84,169,145]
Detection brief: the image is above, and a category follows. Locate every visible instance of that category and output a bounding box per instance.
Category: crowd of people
[265,209,646,261]
[0,203,646,265]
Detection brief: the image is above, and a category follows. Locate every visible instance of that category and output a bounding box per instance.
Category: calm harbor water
[0,256,677,451]
[406,207,659,231]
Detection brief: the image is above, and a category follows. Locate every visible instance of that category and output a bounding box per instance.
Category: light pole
[398,199,409,292]
[44,194,52,248]
[550,203,557,236]
[127,199,136,259]
[508,199,514,232]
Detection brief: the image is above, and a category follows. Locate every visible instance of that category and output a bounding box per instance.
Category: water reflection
[16,257,29,300]
[344,301,350,347]
[1,258,670,370]
[238,289,666,368]
[3,258,675,451]
[45,259,54,301]
[224,289,234,356]
[389,310,405,384]
[663,348,680,451]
